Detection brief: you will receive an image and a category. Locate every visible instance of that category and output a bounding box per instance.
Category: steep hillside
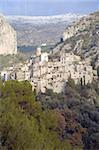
[53,11,99,69]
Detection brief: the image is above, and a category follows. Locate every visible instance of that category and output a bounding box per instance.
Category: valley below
[7,14,82,47]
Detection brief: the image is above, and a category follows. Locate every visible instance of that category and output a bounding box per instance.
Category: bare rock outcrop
[0,14,17,55]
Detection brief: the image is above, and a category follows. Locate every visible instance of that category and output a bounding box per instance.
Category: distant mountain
[7,14,83,47]
[7,14,82,25]
[53,11,99,69]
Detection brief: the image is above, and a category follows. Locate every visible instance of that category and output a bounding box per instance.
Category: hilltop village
[0,47,97,93]
[0,13,98,94]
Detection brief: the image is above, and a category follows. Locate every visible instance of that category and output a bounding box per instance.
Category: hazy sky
[0,0,99,16]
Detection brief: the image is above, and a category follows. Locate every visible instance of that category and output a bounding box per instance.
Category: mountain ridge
[7,13,83,25]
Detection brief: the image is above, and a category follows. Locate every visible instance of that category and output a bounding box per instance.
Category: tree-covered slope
[0,80,99,150]
[0,80,80,150]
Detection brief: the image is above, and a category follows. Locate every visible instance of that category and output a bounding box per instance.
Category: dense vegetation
[0,81,74,150]
[0,79,99,150]
[37,78,99,150]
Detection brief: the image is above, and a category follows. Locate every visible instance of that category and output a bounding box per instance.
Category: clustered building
[0,47,97,93]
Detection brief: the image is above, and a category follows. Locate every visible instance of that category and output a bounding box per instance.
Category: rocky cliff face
[0,14,17,55]
[54,11,99,69]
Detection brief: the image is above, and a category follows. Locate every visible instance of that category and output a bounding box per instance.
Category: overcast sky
[0,0,99,16]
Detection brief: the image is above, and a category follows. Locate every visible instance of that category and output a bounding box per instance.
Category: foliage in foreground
[0,81,73,150]
[0,79,99,150]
